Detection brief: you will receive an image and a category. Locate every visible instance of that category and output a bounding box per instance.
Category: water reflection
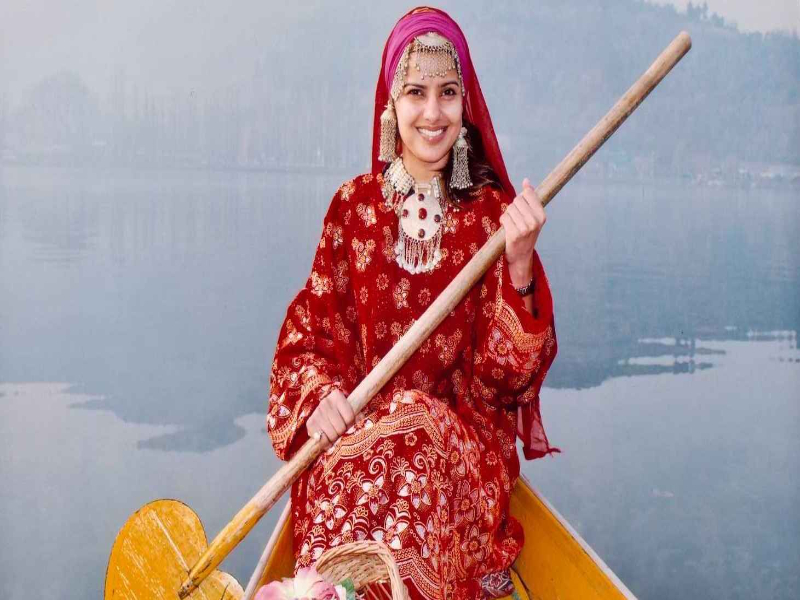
[0,166,797,452]
[0,382,284,600]
[0,166,798,599]
[527,334,799,600]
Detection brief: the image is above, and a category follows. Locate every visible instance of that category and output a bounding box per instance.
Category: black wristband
[515,276,536,297]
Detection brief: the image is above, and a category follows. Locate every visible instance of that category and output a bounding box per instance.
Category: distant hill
[2,0,798,181]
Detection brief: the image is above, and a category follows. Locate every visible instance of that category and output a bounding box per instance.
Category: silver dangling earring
[450,126,471,189]
[379,100,398,162]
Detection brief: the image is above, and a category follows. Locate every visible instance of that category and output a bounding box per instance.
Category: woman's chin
[408,144,451,168]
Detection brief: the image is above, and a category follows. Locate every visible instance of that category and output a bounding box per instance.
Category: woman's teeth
[418,128,445,140]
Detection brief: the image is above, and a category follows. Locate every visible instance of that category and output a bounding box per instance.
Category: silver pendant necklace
[382,157,447,275]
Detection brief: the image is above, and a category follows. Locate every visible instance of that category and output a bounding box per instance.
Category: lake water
[0,165,797,599]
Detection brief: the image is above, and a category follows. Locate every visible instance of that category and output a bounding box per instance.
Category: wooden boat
[256,475,636,600]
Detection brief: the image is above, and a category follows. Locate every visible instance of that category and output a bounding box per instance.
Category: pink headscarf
[371,6,515,200]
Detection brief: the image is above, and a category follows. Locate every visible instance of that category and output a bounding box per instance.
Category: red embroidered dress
[267,172,557,600]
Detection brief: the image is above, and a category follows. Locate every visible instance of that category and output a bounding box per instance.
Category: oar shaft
[179,30,691,599]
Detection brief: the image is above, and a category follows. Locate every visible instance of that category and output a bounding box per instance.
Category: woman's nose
[422,95,442,121]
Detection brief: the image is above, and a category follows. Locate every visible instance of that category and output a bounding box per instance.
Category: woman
[267,7,557,599]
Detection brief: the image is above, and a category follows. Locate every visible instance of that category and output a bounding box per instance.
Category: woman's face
[394,53,463,178]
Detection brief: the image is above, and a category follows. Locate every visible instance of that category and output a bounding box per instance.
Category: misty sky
[1,0,798,109]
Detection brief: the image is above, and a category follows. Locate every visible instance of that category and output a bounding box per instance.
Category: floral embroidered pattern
[310,271,332,297]
[481,216,497,236]
[434,330,463,366]
[326,222,344,249]
[381,225,396,262]
[269,178,557,600]
[333,261,349,294]
[393,278,411,309]
[443,212,458,235]
[338,179,356,201]
[356,203,377,227]
[352,237,376,272]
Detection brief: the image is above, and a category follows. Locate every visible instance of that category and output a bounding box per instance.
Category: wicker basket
[315,541,409,600]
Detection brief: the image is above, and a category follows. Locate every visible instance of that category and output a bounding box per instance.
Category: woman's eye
[443,88,457,97]
[409,89,423,96]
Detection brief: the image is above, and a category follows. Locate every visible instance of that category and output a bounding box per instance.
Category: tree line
[1,0,797,181]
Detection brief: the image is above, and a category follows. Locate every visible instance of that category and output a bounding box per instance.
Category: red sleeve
[267,186,363,460]
[471,187,559,459]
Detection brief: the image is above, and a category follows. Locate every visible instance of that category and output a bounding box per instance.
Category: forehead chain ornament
[390,32,465,101]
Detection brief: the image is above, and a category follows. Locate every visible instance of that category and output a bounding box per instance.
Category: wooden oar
[178,30,692,599]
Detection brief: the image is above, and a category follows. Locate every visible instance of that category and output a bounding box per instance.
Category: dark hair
[442,119,502,203]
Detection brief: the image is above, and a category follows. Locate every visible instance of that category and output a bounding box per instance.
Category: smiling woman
[392,33,465,179]
[266,7,558,600]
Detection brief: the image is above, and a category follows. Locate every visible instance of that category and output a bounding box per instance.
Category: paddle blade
[105,499,243,600]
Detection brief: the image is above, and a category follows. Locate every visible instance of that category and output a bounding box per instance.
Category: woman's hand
[499,178,547,287]
[305,388,355,448]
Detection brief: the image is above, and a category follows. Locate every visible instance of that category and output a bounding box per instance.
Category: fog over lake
[0,1,798,599]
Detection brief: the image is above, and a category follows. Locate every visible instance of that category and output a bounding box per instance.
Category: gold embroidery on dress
[330,224,344,249]
[310,271,332,297]
[381,226,396,262]
[390,321,403,342]
[321,316,331,334]
[393,278,411,309]
[352,237,376,272]
[419,337,432,355]
[432,247,448,271]
[280,320,304,348]
[412,370,433,393]
[333,260,349,294]
[482,215,497,236]
[356,203,377,227]
[486,257,555,371]
[333,313,351,344]
[338,179,356,201]
[376,273,390,290]
[443,212,458,235]
[434,330,463,366]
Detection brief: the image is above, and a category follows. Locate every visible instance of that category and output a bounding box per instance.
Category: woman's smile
[416,126,448,143]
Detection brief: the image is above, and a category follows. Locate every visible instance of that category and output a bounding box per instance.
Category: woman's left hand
[499,178,547,286]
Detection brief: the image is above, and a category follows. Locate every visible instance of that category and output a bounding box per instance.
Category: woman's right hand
[305,388,356,448]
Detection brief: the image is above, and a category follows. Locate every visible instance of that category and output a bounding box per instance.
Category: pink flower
[255,567,346,600]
